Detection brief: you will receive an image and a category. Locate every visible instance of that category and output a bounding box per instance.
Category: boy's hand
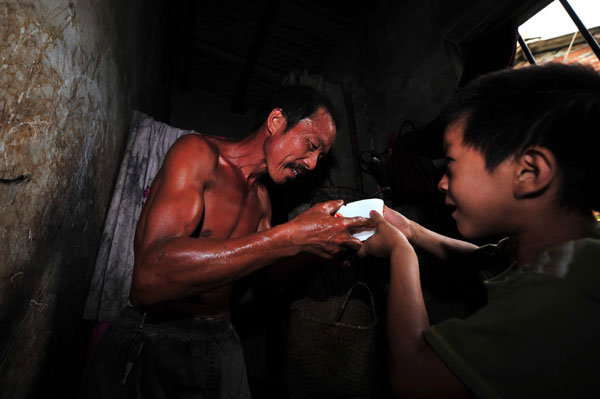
[358,210,413,258]
[383,206,414,241]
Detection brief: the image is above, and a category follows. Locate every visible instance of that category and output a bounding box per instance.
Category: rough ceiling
[171,0,368,113]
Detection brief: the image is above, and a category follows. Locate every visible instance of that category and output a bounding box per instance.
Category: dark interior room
[2,0,600,398]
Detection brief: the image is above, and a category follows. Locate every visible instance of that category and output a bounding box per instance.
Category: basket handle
[334,282,376,323]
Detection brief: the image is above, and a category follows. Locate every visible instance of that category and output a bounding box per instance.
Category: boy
[359,63,600,398]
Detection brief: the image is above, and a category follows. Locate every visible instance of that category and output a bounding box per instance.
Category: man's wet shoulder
[170,134,219,161]
[174,133,217,151]
[160,134,220,181]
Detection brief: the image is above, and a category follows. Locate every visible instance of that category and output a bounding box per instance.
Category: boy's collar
[517,224,600,279]
[482,222,600,282]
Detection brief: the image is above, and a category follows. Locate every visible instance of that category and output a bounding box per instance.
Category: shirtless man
[80,85,372,398]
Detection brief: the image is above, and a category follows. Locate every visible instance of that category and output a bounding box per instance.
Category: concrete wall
[0,1,170,397]
[322,0,476,154]
[323,0,549,153]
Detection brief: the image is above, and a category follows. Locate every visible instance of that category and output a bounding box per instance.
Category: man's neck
[207,128,268,185]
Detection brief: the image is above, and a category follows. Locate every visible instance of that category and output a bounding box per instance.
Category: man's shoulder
[172,133,217,154]
[157,134,220,184]
[167,134,218,166]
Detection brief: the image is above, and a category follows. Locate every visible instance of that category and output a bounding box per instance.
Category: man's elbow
[129,270,161,308]
[129,284,145,308]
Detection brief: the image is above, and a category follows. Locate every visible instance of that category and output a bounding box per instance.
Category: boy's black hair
[251,85,338,133]
[442,63,600,213]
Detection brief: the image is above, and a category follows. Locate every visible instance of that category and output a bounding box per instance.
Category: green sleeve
[423,241,600,398]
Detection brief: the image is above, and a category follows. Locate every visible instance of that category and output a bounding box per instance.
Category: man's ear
[514,146,557,199]
[266,108,287,136]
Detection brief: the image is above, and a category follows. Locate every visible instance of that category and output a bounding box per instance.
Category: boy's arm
[384,206,477,261]
[358,211,471,397]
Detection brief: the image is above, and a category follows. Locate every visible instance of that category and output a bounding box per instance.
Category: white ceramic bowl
[335,198,384,241]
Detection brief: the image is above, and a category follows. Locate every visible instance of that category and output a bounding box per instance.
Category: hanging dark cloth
[83,111,193,323]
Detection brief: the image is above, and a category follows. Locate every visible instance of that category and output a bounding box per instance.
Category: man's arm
[384,206,477,261]
[358,211,471,398]
[253,192,322,286]
[131,136,372,307]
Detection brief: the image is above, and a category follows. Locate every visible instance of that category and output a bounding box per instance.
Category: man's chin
[285,167,301,181]
[271,174,291,184]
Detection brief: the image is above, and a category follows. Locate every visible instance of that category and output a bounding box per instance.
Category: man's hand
[358,210,414,259]
[285,200,374,258]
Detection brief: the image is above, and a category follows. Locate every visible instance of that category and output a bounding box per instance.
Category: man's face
[437,119,517,239]
[266,107,336,184]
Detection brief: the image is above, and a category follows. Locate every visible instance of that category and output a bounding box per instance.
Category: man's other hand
[286,200,374,258]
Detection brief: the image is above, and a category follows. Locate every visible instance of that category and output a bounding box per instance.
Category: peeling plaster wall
[0,1,170,397]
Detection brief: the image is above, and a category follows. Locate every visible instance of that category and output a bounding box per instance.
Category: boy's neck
[514,208,596,267]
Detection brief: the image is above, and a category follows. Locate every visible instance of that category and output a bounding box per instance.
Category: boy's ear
[514,146,557,199]
[266,108,287,136]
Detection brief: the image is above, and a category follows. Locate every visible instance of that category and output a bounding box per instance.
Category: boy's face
[438,119,517,239]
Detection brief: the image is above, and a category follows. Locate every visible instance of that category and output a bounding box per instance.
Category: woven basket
[287,282,377,398]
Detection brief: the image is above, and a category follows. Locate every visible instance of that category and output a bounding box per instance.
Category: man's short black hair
[251,85,338,133]
[442,63,600,212]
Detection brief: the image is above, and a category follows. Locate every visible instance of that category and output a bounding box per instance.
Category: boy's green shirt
[423,226,600,398]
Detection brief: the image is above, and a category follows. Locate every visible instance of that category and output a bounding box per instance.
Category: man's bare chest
[199,175,265,239]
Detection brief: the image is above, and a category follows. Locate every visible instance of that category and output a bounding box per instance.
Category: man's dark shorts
[80,306,251,399]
